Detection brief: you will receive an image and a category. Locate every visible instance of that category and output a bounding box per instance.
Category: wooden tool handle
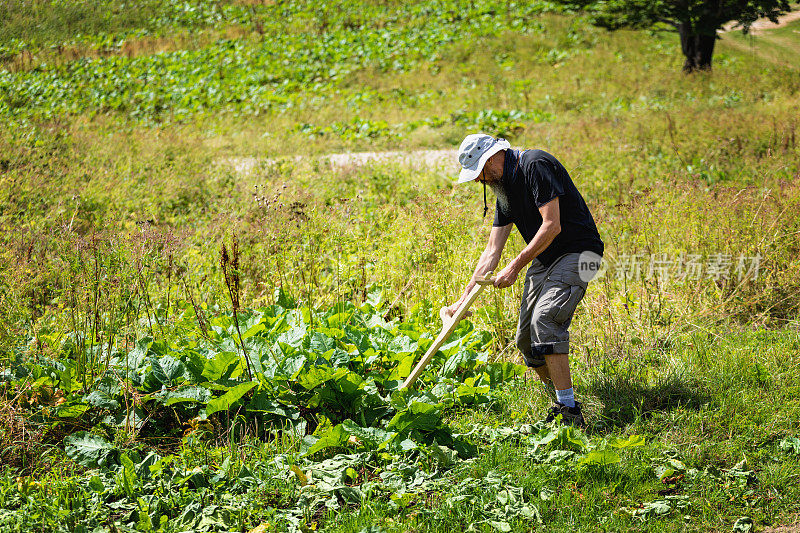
[399,272,494,390]
[474,275,496,286]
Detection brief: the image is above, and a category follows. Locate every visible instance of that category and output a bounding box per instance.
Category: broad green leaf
[579,449,621,466]
[387,335,417,356]
[159,355,186,382]
[341,419,393,448]
[455,382,491,404]
[88,475,105,493]
[162,386,212,406]
[386,401,441,434]
[329,349,351,367]
[530,427,559,450]
[85,390,119,410]
[654,458,687,480]
[442,350,478,377]
[554,426,589,452]
[117,452,137,497]
[149,355,169,385]
[334,370,364,395]
[201,351,239,382]
[101,407,147,431]
[205,381,257,415]
[301,423,349,456]
[390,491,416,510]
[148,340,169,357]
[309,331,336,353]
[274,287,296,309]
[439,337,465,358]
[607,435,645,448]
[241,321,265,339]
[64,432,118,469]
[636,500,672,516]
[55,362,78,393]
[240,311,264,332]
[276,327,306,348]
[429,445,458,467]
[335,485,363,504]
[57,402,90,418]
[248,396,300,420]
[343,326,372,353]
[545,450,577,463]
[297,365,335,390]
[298,307,313,326]
[267,316,289,337]
[388,354,416,380]
[482,362,526,387]
[277,352,307,378]
[326,311,354,328]
[540,486,555,501]
[182,349,207,381]
[127,338,152,370]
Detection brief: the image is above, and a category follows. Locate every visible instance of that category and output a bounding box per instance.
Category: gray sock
[555,387,576,408]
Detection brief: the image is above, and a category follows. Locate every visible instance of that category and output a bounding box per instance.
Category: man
[446,133,603,426]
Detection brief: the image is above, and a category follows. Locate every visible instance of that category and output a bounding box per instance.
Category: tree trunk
[679,22,717,72]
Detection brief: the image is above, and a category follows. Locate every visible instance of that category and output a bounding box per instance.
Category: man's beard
[488,179,511,213]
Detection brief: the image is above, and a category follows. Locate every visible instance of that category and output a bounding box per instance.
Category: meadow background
[1,0,799,531]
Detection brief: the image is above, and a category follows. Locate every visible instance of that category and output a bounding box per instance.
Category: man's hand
[494,262,520,289]
[443,301,472,320]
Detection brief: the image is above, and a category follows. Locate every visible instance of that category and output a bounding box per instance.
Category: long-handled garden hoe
[399,273,494,390]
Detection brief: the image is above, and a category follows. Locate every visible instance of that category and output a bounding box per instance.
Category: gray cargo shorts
[516,252,591,368]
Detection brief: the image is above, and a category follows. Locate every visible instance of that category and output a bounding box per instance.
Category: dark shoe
[544,401,585,428]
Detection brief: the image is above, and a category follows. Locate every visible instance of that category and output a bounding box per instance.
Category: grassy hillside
[1,1,799,532]
[721,11,800,67]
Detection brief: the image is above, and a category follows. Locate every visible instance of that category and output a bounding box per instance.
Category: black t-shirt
[493,149,603,267]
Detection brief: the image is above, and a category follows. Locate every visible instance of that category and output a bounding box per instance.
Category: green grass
[722,12,800,67]
[1,0,800,531]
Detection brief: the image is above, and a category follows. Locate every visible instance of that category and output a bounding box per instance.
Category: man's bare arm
[445,224,513,317]
[494,197,561,289]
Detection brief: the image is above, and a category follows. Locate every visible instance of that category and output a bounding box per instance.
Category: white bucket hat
[457,133,511,183]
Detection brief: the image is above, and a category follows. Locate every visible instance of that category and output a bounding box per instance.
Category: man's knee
[515,329,543,368]
[532,304,571,358]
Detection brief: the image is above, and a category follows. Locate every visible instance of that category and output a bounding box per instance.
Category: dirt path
[223,148,459,176]
[721,9,800,34]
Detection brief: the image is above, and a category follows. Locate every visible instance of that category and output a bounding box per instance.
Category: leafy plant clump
[0,294,644,531]
[40,293,525,449]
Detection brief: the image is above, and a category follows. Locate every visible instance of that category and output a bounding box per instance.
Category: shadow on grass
[586,371,712,430]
